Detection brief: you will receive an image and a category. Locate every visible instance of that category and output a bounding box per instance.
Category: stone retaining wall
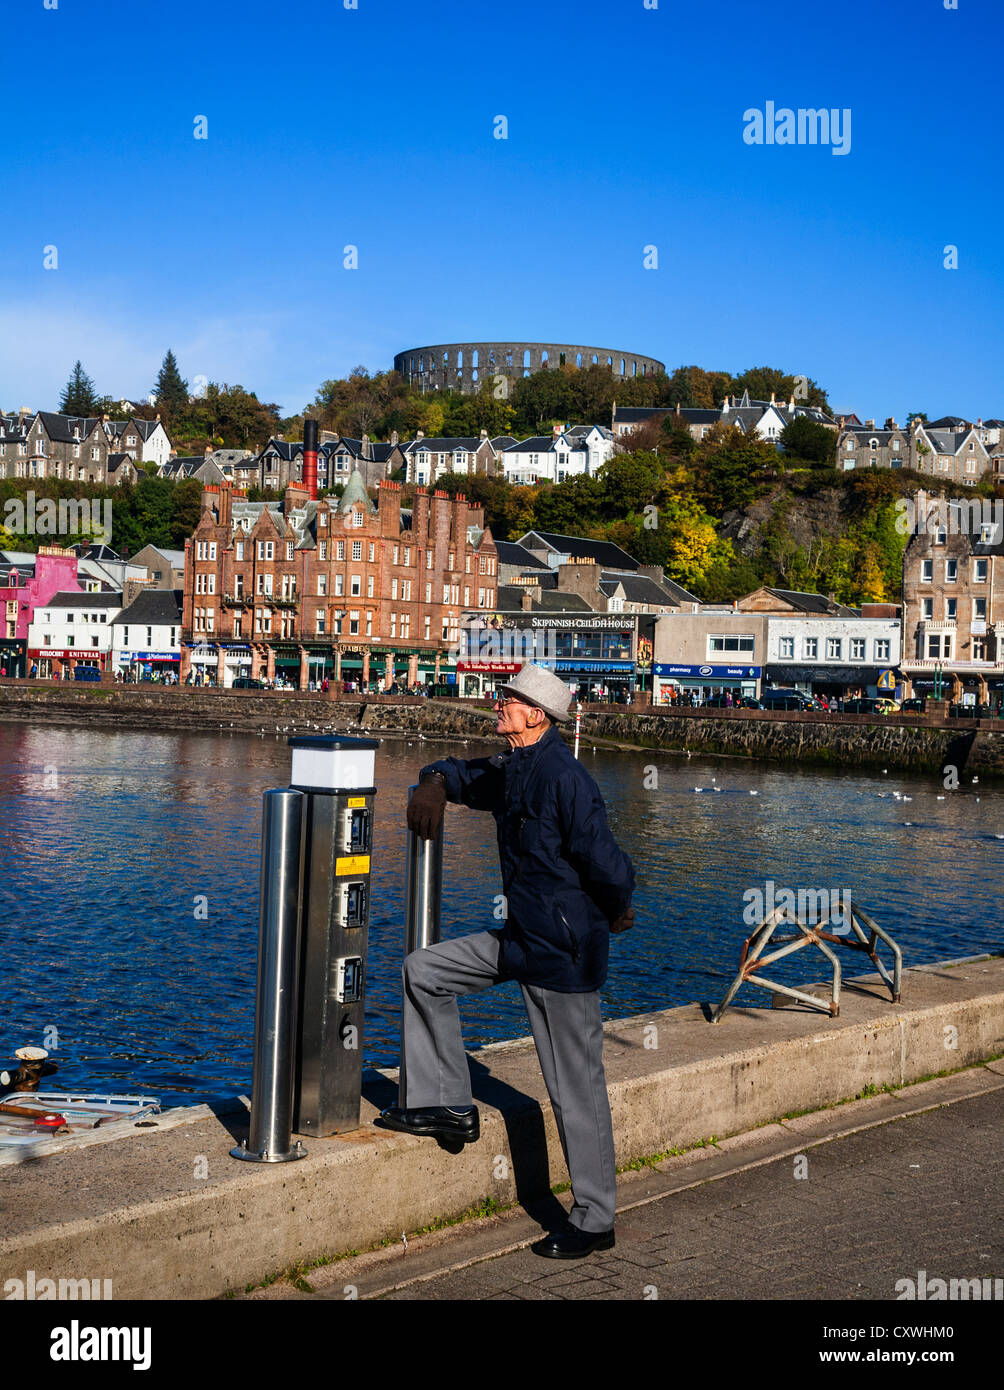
[1,683,1001,776]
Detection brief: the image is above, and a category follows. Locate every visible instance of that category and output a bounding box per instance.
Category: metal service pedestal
[290,735,378,1137]
[232,734,377,1162]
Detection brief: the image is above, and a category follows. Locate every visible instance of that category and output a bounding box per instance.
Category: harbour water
[1,723,1001,1105]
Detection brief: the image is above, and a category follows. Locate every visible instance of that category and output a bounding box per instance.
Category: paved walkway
[248,1067,1004,1302]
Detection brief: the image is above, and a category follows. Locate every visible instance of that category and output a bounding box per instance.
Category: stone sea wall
[0,683,1001,777]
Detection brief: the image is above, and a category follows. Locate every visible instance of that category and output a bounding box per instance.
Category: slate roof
[517,531,641,571]
[614,407,667,423]
[107,453,133,473]
[44,590,122,608]
[765,588,859,617]
[36,411,103,443]
[335,469,376,515]
[405,437,482,453]
[134,546,185,568]
[112,588,183,626]
[503,436,564,453]
[600,571,700,606]
[494,541,549,571]
[70,544,122,561]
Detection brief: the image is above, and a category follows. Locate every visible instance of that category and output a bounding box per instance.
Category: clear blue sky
[2,0,1001,423]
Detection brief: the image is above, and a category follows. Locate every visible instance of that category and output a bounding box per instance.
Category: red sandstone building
[180,473,498,688]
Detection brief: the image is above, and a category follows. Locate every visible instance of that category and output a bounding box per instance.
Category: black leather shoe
[374,1105,480,1144]
[531,1226,615,1259]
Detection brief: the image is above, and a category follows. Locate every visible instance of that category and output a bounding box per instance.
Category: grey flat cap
[500,663,573,723]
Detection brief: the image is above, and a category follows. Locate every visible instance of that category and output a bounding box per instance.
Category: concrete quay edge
[1,955,1002,1300]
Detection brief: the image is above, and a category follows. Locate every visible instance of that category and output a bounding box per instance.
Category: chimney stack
[303,418,319,500]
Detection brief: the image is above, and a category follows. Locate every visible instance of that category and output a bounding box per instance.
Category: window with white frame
[875,639,890,660]
[850,638,865,660]
[352,540,362,561]
[826,637,841,659]
[779,636,794,659]
[921,560,933,581]
[804,636,818,659]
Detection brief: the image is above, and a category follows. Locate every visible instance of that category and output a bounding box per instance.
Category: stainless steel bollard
[404,785,443,955]
[231,788,308,1163]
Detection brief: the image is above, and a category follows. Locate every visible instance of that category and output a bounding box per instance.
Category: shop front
[186,643,220,685]
[765,664,901,701]
[654,662,761,704]
[543,659,635,703]
[221,644,254,686]
[460,613,645,701]
[28,646,110,680]
[0,639,26,678]
[117,649,181,683]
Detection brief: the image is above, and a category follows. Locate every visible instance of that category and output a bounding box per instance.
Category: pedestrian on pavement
[379,663,636,1260]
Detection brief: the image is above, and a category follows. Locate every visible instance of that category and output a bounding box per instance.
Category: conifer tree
[59,361,100,416]
[152,350,189,415]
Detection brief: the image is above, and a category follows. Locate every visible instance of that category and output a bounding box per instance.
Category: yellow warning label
[336,855,370,876]
[347,796,366,808]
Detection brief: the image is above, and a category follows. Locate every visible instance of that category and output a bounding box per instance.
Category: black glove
[408,774,447,840]
[609,906,635,934]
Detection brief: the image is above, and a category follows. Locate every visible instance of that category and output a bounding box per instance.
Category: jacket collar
[505,722,562,763]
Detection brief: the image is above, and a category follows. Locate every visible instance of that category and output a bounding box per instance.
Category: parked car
[736,695,763,709]
[760,690,816,711]
[72,666,102,682]
[900,698,926,714]
[842,697,880,714]
[873,698,901,714]
[232,676,265,690]
[949,701,992,718]
[702,693,740,708]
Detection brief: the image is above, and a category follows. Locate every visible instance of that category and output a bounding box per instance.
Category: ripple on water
[1,726,1001,1104]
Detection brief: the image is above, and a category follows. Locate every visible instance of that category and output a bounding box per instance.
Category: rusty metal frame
[711,900,902,1023]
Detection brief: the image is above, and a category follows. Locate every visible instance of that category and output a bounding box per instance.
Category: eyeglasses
[493,692,521,707]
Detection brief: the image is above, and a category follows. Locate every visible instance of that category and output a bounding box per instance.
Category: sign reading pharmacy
[655,663,762,679]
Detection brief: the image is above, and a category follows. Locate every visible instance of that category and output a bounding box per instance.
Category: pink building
[0,547,81,677]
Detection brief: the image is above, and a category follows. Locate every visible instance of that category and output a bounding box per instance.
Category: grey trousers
[399,930,617,1232]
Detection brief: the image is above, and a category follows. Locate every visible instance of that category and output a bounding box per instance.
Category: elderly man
[376,664,635,1259]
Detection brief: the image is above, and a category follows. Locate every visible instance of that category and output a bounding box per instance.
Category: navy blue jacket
[422,725,635,992]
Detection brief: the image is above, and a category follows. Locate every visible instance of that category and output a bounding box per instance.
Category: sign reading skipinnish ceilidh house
[455,610,653,700]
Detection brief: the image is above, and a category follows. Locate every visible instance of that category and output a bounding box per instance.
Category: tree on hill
[696,427,779,513]
[730,365,829,411]
[153,350,189,416]
[59,361,101,416]
[779,415,837,465]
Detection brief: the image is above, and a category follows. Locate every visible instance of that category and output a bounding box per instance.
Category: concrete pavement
[245,1063,1004,1301]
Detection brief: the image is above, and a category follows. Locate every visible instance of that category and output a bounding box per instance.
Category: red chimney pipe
[303,418,319,500]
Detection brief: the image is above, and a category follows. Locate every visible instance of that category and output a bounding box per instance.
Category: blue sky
[2,0,1001,423]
